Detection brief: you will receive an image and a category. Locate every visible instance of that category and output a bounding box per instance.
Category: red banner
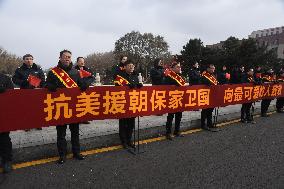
[0,83,283,132]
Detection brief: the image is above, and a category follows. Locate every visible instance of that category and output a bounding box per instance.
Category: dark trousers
[241,103,253,121]
[276,97,284,110]
[201,108,214,128]
[0,132,12,162]
[261,99,272,115]
[119,118,135,145]
[56,123,80,157]
[166,112,182,134]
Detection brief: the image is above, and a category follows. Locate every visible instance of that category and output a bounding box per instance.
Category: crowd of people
[0,51,283,174]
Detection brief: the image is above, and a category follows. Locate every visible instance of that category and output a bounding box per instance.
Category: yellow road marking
[0,112,276,172]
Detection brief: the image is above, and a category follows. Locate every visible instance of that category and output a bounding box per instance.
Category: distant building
[206,41,224,50]
[249,26,284,59]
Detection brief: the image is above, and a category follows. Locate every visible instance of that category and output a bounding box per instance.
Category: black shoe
[36,128,42,130]
[166,134,173,140]
[127,142,135,148]
[247,120,256,124]
[73,154,85,160]
[201,125,211,131]
[25,129,31,132]
[57,156,66,164]
[261,113,269,117]
[241,119,247,123]
[122,143,129,149]
[174,132,184,137]
[208,127,219,132]
[2,161,12,173]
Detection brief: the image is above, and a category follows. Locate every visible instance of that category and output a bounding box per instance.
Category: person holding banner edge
[114,59,143,149]
[260,69,275,117]
[0,73,14,173]
[164,61,185,140]
[240,68,257,124]
[276,70,284,113]
[12,54,45,131]
[46,49,88,164]
[75,57,95,124]
[200,64,219,132]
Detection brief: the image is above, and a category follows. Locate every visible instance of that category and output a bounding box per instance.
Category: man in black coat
[240,69,256,124]
[150,58,164,85]
[12,54,45,89]
[276,71,284,113]
[260,69,275,117]
[46,50,88,164]
[217,65,230,85]
[230,66,245,84]
[114,59,142,149]
[0,73,14,173]
[200,64,219,132]
[163,62,185,140]
[74,57,95,86]
[112,55,128,80]
[188,62,200,85]
[12,54,45,131]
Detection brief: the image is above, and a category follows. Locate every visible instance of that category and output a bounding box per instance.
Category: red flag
[225,73,231,80]
[255,73,261,78]
[79,69,92,78]
[28,75,41,88]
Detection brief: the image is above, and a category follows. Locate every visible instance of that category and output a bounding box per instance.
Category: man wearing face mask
[0,73,14,173]
[188,61,200,85]
[46,49,89,164]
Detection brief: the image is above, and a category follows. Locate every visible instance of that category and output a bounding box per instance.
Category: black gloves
[128,83,136,89]
[47,85,57,92]
[137,83,143,88]
[0,86,6,93]
[128,83,143,89]
[80,82,89,91]
[22,80,30,87]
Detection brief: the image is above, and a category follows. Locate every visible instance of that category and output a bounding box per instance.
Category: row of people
[1,53,283,173]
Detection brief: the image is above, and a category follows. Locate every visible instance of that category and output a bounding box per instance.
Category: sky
[0,0,284,69]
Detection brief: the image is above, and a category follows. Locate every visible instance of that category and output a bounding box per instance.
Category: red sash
[167,69,185,86]
[277,76,284,82]
[248,76,254,83]
[114,75,130,86]
[51,67,78,88]
[201,71,218,85]
[262,74,274,82]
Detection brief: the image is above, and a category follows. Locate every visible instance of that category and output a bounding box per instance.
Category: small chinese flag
[79,69,92,78]
[225,73,231,80]
[28,75,41,87]
[255,73,261,78]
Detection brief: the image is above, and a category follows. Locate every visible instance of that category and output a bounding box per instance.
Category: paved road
[0,113,283,189]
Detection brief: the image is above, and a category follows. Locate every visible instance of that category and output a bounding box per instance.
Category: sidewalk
[10,100,277,163]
